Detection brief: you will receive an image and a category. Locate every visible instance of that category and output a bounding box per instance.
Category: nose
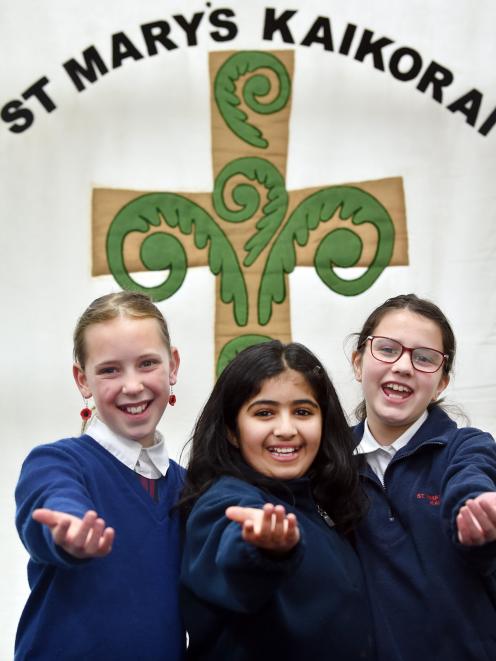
[121,372,144,396]
[273,412,297,438]
[391,350,413,374]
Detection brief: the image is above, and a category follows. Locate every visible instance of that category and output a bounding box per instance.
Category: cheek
[359,357,382,387]
[93,383,117,403]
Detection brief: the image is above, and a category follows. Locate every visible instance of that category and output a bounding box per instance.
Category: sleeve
[15,442,97,568]
[181,480,305,614]
[441,428,496,574]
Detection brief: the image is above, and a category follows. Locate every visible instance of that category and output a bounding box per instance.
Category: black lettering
[339,23,357,55]
[447,89,482,126]
[112,32,144,69]
[354,29,393,70]
[301,17,333,51]
[173,13,204,46]
[63,46,109,92]
[478,106,496,136]
[416,61,453,103]
[141,21,177,54]
[262,8,296,43]
[22,77,56,112]
[209,9,238,42]
[389,47,422,82]
[1,100,34,133]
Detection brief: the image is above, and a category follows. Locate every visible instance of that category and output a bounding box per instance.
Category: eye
[254,409,273,417]
[140,358,159,368]
[376,343,399,356]
[294,408,312,416]
[97,366,117,375]
[413,351,436,365]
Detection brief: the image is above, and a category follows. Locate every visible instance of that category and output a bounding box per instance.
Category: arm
[441,428,496,570]
[15,442,108,566]
[181,480,304,613]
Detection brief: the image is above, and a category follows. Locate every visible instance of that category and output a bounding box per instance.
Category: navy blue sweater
[15,435,186,660]
[181,475,376,661]
[354,407,496,661]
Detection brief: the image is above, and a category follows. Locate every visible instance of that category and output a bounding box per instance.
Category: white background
[1,0,495,655]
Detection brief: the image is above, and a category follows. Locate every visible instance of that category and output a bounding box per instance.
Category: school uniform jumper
[354,406,496,661]
[15,435,185,661]
[181,475,376,661]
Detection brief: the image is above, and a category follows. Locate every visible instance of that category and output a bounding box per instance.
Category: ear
[226,428,239,448]
[433,373,450,401]
[352,351,363,382]
[73,363,91,399]
[168,347,180,385]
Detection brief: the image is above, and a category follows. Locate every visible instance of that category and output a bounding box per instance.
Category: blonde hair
[74,292,171,369]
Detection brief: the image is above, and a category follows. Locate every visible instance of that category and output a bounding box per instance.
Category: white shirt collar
[356,410,428,456]
[355,411,428,484]
[85,415,170,478]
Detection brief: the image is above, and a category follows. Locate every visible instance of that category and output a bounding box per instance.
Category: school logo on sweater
[416,492,441,506]
[91,50,408,373]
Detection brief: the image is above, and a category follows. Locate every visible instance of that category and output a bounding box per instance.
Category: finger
[94,527,115,557]
[456,511,467,544]
[478,499,496,528]
[70,511,97,553]
[257,503,275,539]
[84,518,106,555]
[270,505,287,544]
[457,505,484,545]
[32,508,61,528]
[241,519,256,543]
[52,517,72,546]
[285,513,300,545]
[466,500,496,542]
[225,506,257,524]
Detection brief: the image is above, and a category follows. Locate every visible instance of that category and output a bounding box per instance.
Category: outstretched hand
[456,492,496,546]
[32,508,115,559]
[225,503,300,554]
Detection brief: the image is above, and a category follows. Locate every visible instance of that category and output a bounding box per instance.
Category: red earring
[80,399,92,421]
[168,386,176,406]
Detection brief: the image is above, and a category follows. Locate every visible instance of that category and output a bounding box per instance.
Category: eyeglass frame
[362,335,449,373]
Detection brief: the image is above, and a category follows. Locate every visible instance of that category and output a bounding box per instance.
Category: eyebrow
[246,398,319,411]
[93,352,161,367]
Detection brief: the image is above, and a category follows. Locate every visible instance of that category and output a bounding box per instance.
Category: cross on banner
[92,50,408,374]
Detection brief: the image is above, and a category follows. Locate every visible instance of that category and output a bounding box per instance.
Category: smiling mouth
[382,383,412,399]
[118,402,151,415]
[267,446,300,460]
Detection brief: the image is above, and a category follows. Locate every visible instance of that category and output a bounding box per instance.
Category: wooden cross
[92,50,407,374]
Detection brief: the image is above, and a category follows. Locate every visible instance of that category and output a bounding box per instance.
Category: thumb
[32,508,61,527]
[225,506,257,523]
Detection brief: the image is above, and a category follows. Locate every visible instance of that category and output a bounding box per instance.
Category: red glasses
[365,336,448,373]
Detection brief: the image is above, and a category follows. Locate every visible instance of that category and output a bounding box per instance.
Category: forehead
[84,316,167,353]
[251,369,316,401]
[373,309,444,349]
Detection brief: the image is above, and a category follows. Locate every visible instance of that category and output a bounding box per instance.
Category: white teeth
[124,404,147,414]
[269,447,297,454]
[385,383,411,393]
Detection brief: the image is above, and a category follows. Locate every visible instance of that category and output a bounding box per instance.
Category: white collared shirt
[355,411,428,484]
[85,415,170,479]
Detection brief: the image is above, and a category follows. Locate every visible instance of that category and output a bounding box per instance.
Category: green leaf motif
[214,51,291,148]
[216,334,273,377]
[213,157,288,266]
[106,193,248,326]
[258,186,395,325]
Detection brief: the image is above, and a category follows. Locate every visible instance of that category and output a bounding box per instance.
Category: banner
[2,1,495,654]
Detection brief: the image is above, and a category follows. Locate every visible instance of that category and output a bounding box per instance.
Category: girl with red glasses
[351,293,496,661]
